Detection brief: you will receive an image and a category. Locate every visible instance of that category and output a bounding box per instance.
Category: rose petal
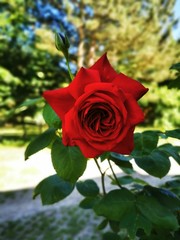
[75,139,103,158]
[113,73,148,100]
[43,88,75,120]
[62,109,102,158]
[84,82,126,102]
[61,122,73,145]
[75,88,128,141]
[112,127,135,154]
[124,94,145,126]
[68,67,101,99]
[90,53,118,82]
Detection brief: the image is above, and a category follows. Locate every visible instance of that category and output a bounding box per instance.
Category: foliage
[26,107,180,238]
[141,83,180,128]
[51,138,87,183]
[169,62,180,89]
[65,0,180,82]
[140,61,180,128]
[0,0,180,129]
[0,0,70,125]
[24,53,180,238]
[33,174,75,205]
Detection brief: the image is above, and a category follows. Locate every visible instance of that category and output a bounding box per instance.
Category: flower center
[79,102,119,136]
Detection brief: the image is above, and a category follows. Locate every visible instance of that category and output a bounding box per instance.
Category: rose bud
[55,32,70,55]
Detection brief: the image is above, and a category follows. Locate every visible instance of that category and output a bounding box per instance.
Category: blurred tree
[0,0,70,125]
[0,0,179,128]
[65,0,180,82]
[64,0,180,128]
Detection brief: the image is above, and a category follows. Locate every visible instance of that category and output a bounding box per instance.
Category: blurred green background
[0,0,179,136]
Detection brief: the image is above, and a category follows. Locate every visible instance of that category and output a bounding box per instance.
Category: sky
[173,0,180,39]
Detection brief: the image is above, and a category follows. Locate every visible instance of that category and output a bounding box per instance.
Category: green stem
[66,57,73,81]
[108,159,123,189]
[94,158,106,195]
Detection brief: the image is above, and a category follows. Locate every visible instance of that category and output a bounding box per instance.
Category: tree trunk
[77,25,85,69]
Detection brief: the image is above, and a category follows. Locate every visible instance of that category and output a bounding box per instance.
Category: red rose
[43,54,148,158]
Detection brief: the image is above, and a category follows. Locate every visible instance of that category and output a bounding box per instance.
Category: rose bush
[24,35,180,239]
[43,54,148,158]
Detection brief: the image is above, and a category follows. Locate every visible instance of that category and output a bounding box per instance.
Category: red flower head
[43,54,148,158]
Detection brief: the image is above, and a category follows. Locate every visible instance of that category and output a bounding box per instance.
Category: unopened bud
[55,32,70,53]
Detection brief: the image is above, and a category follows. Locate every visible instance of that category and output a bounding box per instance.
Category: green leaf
[97,219,108,230]
[109,157,134,174]
[113,176,148,188]
[110,152,132,161]
[168,77,180,89]
[79,196,100,209]
[33,174,74,205]
[119,166,134,175]
[135,149,171,178]
[158,132,168,139]
[111,176,134,185]
[25,128,56,160]
[145,230,176,240]
[102,232,120,240]
[144,186,180,212]
[43,103,61,129]
[109,220,120,233]
[165,129,180,140]
[165,177,180,188]
[51,138,87,183]
[131,131,179,178]
[120,206,152,238]
[170,63,180,71]
[100,152,110,162]
[164,178,180,197]
[94,189,135,221]
[19,97,42,107]
[133,178,148,185]
[132,131,159,157]
[76,179,99,197]
[158,143,180,165]
[131,184,144,191]
[137,195,179,231]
